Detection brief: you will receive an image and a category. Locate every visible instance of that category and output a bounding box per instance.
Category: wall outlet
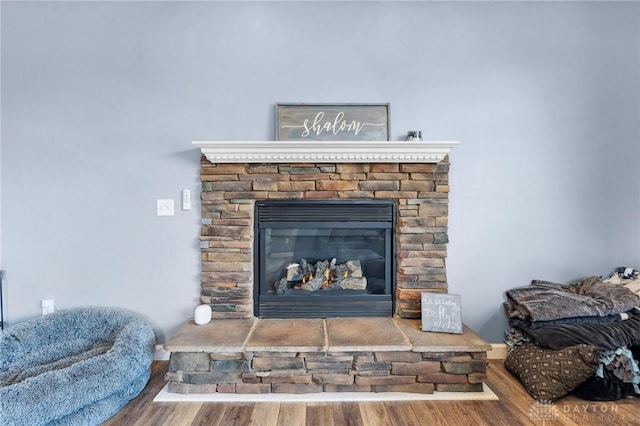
[42,299,55,316]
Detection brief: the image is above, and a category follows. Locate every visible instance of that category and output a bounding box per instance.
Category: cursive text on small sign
[421,293,463,334]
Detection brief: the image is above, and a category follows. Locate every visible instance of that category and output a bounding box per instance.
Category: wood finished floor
[103,360,640,425]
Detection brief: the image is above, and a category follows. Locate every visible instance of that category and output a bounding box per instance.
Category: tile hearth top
[246,318,326,352]
[164,317,491,354]
[326,317,411,352]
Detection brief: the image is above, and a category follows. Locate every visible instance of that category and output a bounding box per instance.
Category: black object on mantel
[407,130,422,141]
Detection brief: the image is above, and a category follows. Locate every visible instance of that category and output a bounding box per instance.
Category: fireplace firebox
[254,200,396,318]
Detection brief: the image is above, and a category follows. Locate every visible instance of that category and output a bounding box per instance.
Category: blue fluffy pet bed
[0,307,156,425]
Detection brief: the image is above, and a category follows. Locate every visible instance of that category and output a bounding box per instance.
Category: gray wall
[2,1,639,343]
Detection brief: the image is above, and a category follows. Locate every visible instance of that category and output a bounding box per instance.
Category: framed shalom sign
[276,103,390,141]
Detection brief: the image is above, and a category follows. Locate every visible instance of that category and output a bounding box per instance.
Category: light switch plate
[157,199,174,216]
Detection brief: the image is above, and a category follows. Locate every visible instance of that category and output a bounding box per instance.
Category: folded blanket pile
[504,271,640,402]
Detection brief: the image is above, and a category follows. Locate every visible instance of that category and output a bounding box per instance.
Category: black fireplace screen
[254,200,395,318]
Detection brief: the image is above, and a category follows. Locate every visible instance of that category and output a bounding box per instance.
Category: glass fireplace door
[254,200,395,318]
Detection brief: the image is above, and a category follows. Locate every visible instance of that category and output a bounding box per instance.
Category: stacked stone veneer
[167,350,487,394]
[199,156,451,318]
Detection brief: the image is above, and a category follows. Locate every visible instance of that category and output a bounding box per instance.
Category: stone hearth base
[163,318,491,395]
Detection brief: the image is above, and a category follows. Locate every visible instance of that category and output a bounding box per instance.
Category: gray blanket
[506,277,639,323]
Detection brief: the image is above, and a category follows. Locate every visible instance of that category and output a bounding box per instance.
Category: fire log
[338,277,368,290]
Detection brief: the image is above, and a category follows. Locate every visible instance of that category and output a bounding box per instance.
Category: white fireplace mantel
[193,140,458,164]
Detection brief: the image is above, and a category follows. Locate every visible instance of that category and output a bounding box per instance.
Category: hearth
[254,200,395,318]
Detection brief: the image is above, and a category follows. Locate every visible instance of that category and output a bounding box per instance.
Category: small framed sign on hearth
[276,103,390,141]
[421,293,463,334]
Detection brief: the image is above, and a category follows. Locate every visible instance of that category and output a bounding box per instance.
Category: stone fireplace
[162,140,493,396]
[196,140,458,320]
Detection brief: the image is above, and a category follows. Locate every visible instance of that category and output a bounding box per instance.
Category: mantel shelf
[193,140,459,164]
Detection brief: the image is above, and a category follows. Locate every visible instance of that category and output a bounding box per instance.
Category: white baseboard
[488,343,507,359]
[154,344,171,361]
[154,383,498,402]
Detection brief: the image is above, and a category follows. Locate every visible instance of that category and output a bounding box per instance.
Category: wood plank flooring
[103,360,640,425]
